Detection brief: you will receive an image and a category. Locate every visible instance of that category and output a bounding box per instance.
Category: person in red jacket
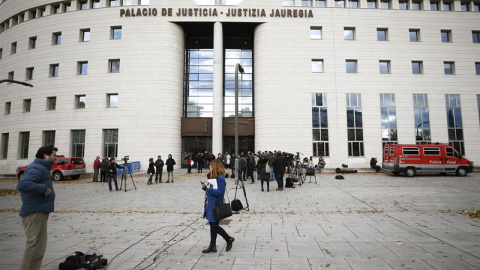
[93,156,101,182]
[186,155,192,174]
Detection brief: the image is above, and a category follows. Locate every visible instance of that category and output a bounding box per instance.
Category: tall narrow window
[50,64,60,77]
[310,27,322,39]
[472,31,480,43]
[367,0,376,8]
[312,59,324,72]
[399,0,408,9]
[54,4,61,14]
[474,3,479,11]
[380,94,397,146]
[43,130,55,146]
[75,95,86,109]
[314,0,326,7]
[26,67,34,80]
[430,1,439,10]
[224,49,253,117]
[29,36,37,49]
[443,1,452,11]
[103,129,119,158]
[441,30,452,42]
[23,99,31,113]
[80,28,91,42]
[476,62,480,75]
[409,29,420,42]
[444,61,455,74]
[1,133,9,159]
[52,32,62,45]
[377,28,388,41]
[312,93,329,157]
[79,1,88,10]
[379,60,391,74]
[5,102,11,115]
[19,132,30,159]
[414,94,431,143]
[347,93,364,157]
[344,27,355,40]
[111,26,122,39]
[71,130,86,157]
[412,0,422,10]
[108,59,120,73]
[8,71,14,82]
[0,48,3,60]
[107,94,119,108]
[412,61,423,74]
[477,95,480,124]
[461,2,469,11]
[78,61,88,75]
[47,97,56,110]
[346,60,357,73]
[65,3,72,12]
[11,42,17,54]
[186,49,214,117]
[446,94,464,155]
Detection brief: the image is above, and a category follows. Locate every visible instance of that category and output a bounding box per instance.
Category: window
[312,59,324,73]
[109,0,119,7]
[11,42,17,54]
[29,10,37,19]
[377,28,388,41]
[344,27,355,40]
[335,0,345,7]
[380,94,397,146]
[443,1,452,11]
[478,95,480,123]
[23,99,31,113]
[283,0,295,6]
[65,3,72,12]
[476,62,480,75]
[310,27,322,39]
[43,131,55,146]
[314,0,326,7]
[46,97,56,110]
[402,147,419,155]
[380,0,390,9]
[103,129,118,158]
[346,60,357,73]
[473,31,480,43]
[123,0,133,5]
[5,102,11,115]
[424,147,440,156]
[79,1,87,10]
[140,0,150,5]
[1,133,8,159]
[367,0,376,8]
[446,94,464,155]
[75,95,86,109]
[80,28,91,42]
[53,4,61,14]
[312,93,329,157]
[430,1,439,10]
[107,94,119,108]
[91,0,100,9]
[28,36,37,49]
[346,93,364,157]
[186,49,215,117]
[441,30,452,42]
[26,67,34,80]
[8,71,14,82]
[399,0,408,9]
[52,32,62,45]
[379,60,391,74]
[414,94,431,143]
[71,130,86,157]
[223,49,253,117]
[78,61,88,75]
[444,61,455,75]
[0,48,2,60]
[109,59,120,73]
[409,29,420,42]
[475,3,479,11]
[412,0,422,10]
[50,64,59,77]
[412,61,423,74]
[302,0,312,6]
[461,2,470,11]
[111,26,122,39]
[349,0,359,8]
[19,132,30,159]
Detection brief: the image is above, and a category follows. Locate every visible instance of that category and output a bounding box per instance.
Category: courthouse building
[0,0,479,175]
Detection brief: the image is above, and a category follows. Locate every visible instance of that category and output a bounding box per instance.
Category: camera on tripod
[121,156,129,162]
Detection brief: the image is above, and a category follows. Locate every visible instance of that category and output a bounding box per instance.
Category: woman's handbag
[265,164,271,173]
[213,182,233,220]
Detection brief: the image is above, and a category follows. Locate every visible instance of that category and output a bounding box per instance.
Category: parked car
[382,143,474,177]
[16,155,86,181]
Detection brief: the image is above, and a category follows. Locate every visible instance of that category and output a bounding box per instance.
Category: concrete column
[212,22,224,157]
[70,0,78,11]
[453,0,461,11]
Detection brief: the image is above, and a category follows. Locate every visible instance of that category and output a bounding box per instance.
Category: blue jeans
[275,172,284,189]
[269,167,275,181]
[315,165,324,172]
[108,174,118,191]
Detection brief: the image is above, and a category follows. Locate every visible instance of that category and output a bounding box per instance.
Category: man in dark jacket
[154,156,164,183]
[370,157,381,172]
[17,145,57,270]
[238,153,247,182]
[272,150,287,190]
[107,158,123,191]
[197,152,204,173]
[166,154,176,183]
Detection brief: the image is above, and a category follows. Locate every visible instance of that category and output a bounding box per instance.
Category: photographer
[272,151,287,191]
[107,158,124,191]
[201,160,234,253]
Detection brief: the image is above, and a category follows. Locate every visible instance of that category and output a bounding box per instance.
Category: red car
[16,156,86,181]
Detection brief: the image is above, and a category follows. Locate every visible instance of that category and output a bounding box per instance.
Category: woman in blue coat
[201,159,234,253]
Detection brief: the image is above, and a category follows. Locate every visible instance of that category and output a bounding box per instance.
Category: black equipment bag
[306,168,316,176]
[285,178,295,188]
[291,176,299,182]
[230,183,244,211]
[59,255,82,270]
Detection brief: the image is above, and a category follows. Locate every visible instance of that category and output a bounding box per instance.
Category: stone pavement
[0,171,479,270]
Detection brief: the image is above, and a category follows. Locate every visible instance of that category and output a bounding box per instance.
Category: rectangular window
[414,94,431,143]
[412,1,422,10]
[367,0,376,8]
[312,59,324,73]
[8,71,14,82]
[349,0,359,7]
[441,30,452,42]
[80,28,90,42]
[424,147,440,156]
[1,133,8,159]
[52,32,62,45]
[108,59,120,73]
[473,31,480,43]
[79,1,88,10]
[310,26,322,39]
[140,0,150,5]
[379,60,391,74]
[346,93,364,157]
[312,93,329,157]
[283,0,295,6]
[26,67,34,80]
[223,49,253,117]
[43,130,55,146]
[65,3,72,12]
[23,99,31,113]
[47,97,56,110]
[430,1,439,10]
[111,26,122,39]
[335,0,345,7]
[75,95,86,109]
[377,28,388,41]
[314,0,326,7]
[444,61,455,74]
[402,147,419,155]
[476,62,480,75]
[71,130,86,157]
[107,94,119,108]
[478,95,480,124]
[446,94,464,155]
[380,94,397,146]
[380,0,390,9]
[19,132,30,159]
[474,3,479,11]
[53,4,61,14]
[109,0,119,7]
[399,0,408,9]
[91,0,101,9]
[29,10,36,19]
[412,61,423,74]
[346,60,357,73]
[50,64,59,77]
[0,48,2,60]
[344,27,355,40]
[461,2,469,11]
[11,42,17,54]
[409,29,420,42]
[28,36,37,49]
[123,0,133,5]
[5,102,11,115]
[78,61,88,75]
[187,49,215,117]
[443,2,452,11]
[302,0,312,6]
[103,129,119,158]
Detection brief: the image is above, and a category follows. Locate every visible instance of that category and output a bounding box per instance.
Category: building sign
[120,8,314,18]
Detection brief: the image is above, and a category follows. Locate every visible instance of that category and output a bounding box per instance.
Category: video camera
[121,156,129,162]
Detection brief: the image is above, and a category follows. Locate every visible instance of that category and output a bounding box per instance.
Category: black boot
[226,237,235,251]
[202,245,217,253]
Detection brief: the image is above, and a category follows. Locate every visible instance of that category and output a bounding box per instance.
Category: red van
[382,143,474,177]
[16,155,86,181]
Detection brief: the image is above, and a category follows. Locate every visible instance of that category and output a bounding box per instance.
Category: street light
[234,63,244,160]
[0,79,33,87]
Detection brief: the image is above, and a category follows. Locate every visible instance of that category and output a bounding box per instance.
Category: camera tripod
[119,160,136,192]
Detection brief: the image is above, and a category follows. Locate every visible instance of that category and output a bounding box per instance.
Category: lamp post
[0,79,33,87]
[234,63,244,160]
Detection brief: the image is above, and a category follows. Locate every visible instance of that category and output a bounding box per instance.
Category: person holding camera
[272,150,287,191]
[166,154,176,183]
[107,158,123,191]
[201,159,234,253]
[147,158,155,185]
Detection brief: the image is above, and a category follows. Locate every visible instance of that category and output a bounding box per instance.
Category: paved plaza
[0,171,479,270]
